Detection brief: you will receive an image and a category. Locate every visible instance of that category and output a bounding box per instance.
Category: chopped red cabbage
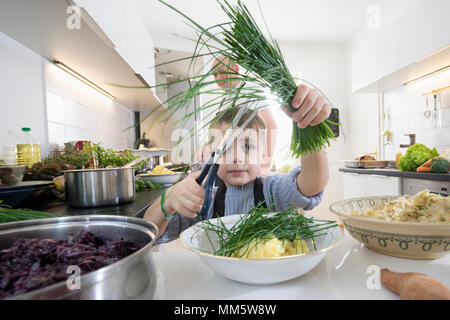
[0,231,138,299]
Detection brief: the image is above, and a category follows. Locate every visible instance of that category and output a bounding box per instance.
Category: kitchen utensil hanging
[424,95,431,118]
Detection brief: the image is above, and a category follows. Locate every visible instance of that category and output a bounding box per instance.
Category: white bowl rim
[329,195,450,228]
[138,172,184,177]
[179,214,345,262]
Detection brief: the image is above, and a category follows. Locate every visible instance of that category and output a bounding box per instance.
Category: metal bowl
[63,168,135,208]
[0,215,158,300]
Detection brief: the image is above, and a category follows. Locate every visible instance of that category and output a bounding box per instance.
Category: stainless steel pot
[1,215,158,300]
[64,168,135,208]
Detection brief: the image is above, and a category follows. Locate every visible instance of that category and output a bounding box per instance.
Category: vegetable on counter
[416,157,450,173]
[24,143,141,182]
[430,157,450,173]
[135,179,162,192]
[381,269,450,300]
[91,143,138,168]
[0,207,62,224]
[416,159,432,173]
[398,144,439,172]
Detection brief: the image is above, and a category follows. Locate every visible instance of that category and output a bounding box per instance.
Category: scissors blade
[213,108,258,162]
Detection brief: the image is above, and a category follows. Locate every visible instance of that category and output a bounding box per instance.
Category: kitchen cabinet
[342,172,366,199]
[73,0,156,90]
[365,175,401,196]
[0,0,161,111]
[397,0,450,69]
[351,27,398,92]
[351,0,450,93]
[342,172,401,198]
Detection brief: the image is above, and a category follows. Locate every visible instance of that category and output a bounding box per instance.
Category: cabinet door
[342,173,366,199]
[397,0,450,69]
[351,27,398,92]
[365,175,401,196]
[74,0,155,89]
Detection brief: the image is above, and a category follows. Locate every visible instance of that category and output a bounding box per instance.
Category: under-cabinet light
[403,65,450,86]
[53,60,116,101]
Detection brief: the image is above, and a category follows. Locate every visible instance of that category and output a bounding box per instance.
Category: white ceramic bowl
[137,172,187,186]
[180,214,344,285]
[330,196,450,260]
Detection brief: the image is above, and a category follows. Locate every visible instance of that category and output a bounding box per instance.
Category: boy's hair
[210,107,266,131]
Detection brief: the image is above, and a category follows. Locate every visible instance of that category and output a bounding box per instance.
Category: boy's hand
[164,171,205,218]
[195,143,213,163]
[282,84,331,128]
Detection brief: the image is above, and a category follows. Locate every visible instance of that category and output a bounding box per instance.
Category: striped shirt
[156,166,324,244]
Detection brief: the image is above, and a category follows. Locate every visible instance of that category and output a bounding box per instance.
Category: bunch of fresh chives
[114,1,337,157]
[199,204,338,258]
[0,208,62,224]
[152,0,337,157]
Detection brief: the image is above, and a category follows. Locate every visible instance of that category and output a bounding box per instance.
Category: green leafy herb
[135,179,162,192]
[113,0,338,158]
[0,207,62,224]
[91,143,138,168]
[198,203,338,257]
[44,144,92,169]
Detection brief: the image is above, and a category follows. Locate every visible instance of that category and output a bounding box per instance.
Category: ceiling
[134,0,422,45]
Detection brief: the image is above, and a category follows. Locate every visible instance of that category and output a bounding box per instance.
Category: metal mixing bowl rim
[0,215,158,300]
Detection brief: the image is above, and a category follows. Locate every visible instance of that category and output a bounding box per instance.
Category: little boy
[144,84,330,244]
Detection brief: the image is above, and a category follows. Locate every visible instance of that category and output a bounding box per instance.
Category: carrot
[381,269,450,300]
[417,159,432,172]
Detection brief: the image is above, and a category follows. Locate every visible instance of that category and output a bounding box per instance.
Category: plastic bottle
[2,130,17,165]
[16,127,41,168]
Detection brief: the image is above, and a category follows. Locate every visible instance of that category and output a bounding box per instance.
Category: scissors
[195,107,258,218]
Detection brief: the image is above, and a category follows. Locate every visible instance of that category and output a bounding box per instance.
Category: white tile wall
[384,85,450,159]
[46,91,134,150]
[0,32,48,158]
[44,60,135,151]
[45,65,135,150]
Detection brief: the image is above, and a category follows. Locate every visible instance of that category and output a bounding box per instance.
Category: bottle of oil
[16,127,41,168]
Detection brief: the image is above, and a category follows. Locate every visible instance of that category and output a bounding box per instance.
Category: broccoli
[430,157,450,173]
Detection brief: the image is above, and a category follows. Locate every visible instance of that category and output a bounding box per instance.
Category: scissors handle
[197,163,219,219]
[195,152,215,185]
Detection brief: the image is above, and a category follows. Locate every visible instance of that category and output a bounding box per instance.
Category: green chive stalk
[114,0,338,157]
[0,208,62,224]
[199,204,338,257]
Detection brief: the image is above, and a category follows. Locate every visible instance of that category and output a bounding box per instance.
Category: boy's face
[216,128,266,187]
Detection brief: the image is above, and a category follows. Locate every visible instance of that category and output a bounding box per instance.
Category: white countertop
[144,231,450,300]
